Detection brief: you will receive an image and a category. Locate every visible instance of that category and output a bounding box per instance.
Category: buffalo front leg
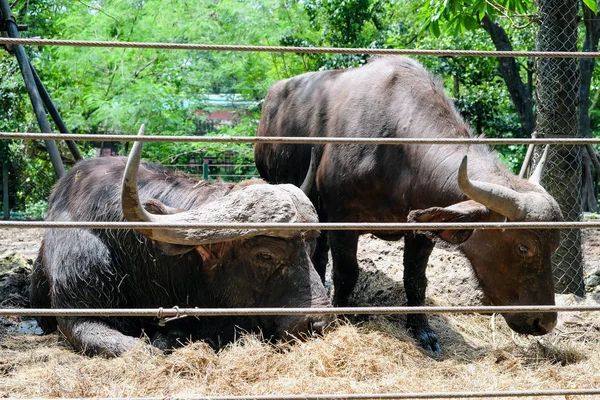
[313,232,330,284]
[403,233,440,353]
[329,230,360,306]
[57,317,144,357]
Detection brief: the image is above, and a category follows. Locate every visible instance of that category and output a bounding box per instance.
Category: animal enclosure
[1,1,600,396]
[0,229,599,398]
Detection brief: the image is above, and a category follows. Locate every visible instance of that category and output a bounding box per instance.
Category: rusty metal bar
[0,221,596,230]
[1,304,599,318]
[5,132,600,145]
[9,388,600,399]
[1,37,600,59]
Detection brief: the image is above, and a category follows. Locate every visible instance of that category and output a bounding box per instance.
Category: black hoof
[412,327,441,353]
[407,314,441,353]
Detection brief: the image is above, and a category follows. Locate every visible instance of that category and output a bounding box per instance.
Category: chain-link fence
[533,0,585,295]
[0,140,55,220]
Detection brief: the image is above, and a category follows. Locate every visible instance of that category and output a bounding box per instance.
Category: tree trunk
[582,149,598,211]
[579,2,600,212]
[535,0,584,295]
[2,158,8,221]
[480,14,535,137]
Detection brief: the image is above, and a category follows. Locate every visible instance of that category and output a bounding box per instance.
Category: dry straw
[0,312,598,399]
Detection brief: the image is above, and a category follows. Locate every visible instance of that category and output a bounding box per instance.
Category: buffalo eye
[517,244,529,256]
[257,252,275,261]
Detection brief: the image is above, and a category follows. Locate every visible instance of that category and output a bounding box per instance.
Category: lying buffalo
[254,56,563,352]
[30,126,333,357]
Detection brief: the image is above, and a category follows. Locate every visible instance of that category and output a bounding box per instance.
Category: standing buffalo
[254,56,563,352]
[30,126,333,357]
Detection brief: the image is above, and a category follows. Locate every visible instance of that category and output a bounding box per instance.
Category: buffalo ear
[156,243,196,256]
[141,199,196,255]
[142,199,185,216]
[407,200,490,245]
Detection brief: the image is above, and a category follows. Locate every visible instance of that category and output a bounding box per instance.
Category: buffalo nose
[309,319,329,335]
[307,313,336,336]
[533,316,557,335]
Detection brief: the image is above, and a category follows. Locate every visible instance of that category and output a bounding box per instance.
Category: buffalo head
[409,151,562,336]
[121,126,333,342]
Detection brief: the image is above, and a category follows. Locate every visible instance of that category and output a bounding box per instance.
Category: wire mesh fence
[0,140,55,220]
[166,163,259,182]
[533,0,585,296]
[535,145,585,295]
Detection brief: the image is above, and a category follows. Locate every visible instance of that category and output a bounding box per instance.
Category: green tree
[419,0,600,212]
[0,0,66,217]
[420,0,594,294]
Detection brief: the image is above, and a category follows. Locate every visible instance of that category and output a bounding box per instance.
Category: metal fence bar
[2,38,600,59]
[2,305,599,318]
[1,22,598,400]
[5,132,600,144]
[13,388,600,399]
[0,221,598,230]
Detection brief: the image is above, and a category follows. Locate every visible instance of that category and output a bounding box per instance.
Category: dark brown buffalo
[254,56,562,352]
[30,126,333,357]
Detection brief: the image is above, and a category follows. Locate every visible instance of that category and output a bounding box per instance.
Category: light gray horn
[529,145,550,185]
[457,155,528,221]
[121,125,308,245]
[300,147,317,195]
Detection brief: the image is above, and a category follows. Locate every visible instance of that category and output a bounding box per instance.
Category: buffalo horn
[528,145,550,185]
[300,147,317,196]
[122,125,314,245]
[457,155,528,221]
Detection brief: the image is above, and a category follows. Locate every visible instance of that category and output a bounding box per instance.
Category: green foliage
[290,0,387,68]
[1,44,51,215]
[3,140,56,216]
[148,115,259,167]
[584,0,599,13]
[419,0,530,37]
[23,200,48,220]
[5,0,587,210]
[497,144,526,174]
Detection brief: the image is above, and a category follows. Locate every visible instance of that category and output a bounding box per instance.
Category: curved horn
[457,156,528,221]
[529,145,550,185]
[122,124,154,223]
[300,147,317,195]
[122,125,312,245]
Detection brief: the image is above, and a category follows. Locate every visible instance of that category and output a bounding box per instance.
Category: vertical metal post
[203,163,209,180]
[29,60,83,161]
[2,157,8,220]
[0,0,65,178]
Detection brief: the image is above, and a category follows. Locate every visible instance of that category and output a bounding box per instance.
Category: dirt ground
[0,228,599,398]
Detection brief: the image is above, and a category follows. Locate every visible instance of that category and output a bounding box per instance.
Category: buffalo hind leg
[57,317,142,357]
[329,230,360,306]
[403,233,440,353]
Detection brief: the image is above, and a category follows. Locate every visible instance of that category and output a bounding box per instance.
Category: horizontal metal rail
[4,132,600,145]
[11,388,600,399]
[1,38,600,59]
[0,221,596,230]
[2,305,599,318]
[207,175,259,178]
